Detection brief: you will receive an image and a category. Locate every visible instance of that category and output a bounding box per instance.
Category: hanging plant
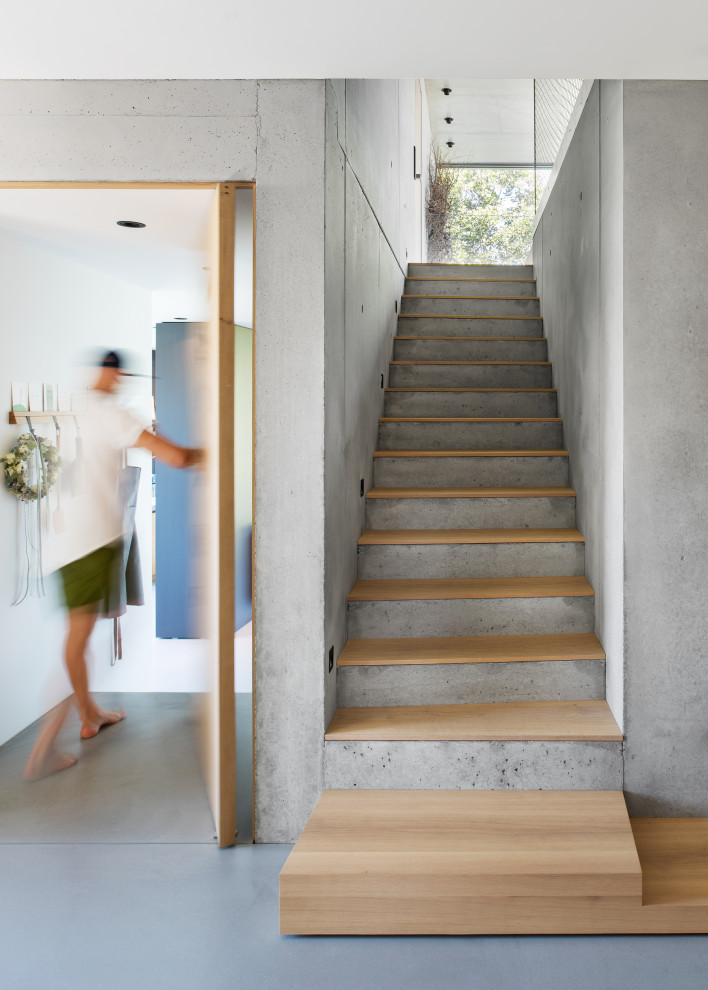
[1,432,62,502]
[426,147,456,263]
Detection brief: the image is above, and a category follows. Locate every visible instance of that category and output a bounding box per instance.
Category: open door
[193,183,236,846]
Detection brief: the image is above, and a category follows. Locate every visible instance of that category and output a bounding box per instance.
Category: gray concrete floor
[1,695,706,989]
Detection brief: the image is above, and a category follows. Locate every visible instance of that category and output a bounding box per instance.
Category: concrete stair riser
[402,296,540,317]
[378,420,563,451]
[337,659,605,707]
[323,739,622,790]
[404,279,538,298]
[347,595,595,638]
[373,455,569,487]
[397,317,544,337]
[384,390,558,418]
[408,264,534,279]
[394,338,548,361]
[389,364,552,388]
[365,496,577,530]
[357,542,584,580]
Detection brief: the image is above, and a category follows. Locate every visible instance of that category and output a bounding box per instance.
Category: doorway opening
[0,182,253,847]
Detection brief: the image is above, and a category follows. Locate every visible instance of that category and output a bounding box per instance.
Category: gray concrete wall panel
[622,81,708,815]
[532,81,625,734]
[337,659,605,707]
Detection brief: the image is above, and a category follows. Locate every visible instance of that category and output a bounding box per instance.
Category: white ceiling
[0,188,213,322]
[1,0,708,78]
[426,80,534,164]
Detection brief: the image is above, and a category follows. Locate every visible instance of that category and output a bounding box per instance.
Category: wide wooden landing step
[338,632,605,666]
[348,575,593,602]
[281,790,708,934]
[325,699,620,741]
[358,528,583,546]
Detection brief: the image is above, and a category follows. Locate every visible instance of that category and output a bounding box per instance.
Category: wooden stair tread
[348,576,594,602]
[325,699,622,741]
[406,277,536,283]
[282,790,634,874]
[380,417,561,423]
[402,294,540,301]
[366,486,576,498]
[395,335,545,341]
[386,387,557,392]
[632,819,708,906]
[358,528,583,546]
[398,314,543,320]
[338,632,606,666]
[373,449,569,458]
[391,360,550,365]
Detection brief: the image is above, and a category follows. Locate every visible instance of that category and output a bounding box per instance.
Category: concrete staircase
[281,264,708,936]
[324,263,623,790]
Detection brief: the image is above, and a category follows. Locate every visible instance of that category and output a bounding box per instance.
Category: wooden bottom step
[280,791,708,934]
[325,699,622,741]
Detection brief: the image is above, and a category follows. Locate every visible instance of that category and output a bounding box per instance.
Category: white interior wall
[0,229,153,747]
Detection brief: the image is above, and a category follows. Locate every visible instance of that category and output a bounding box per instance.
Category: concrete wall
[0,229,152,747]
[0,79,327,841]
[535,79,708,814]
[533,80,625,728]
[323,80,427,729]
[622,81,708,815]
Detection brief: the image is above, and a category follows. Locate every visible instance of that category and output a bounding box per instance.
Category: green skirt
[59,542,122,612]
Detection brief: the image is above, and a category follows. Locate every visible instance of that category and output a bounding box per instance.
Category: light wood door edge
[216,182,237,847]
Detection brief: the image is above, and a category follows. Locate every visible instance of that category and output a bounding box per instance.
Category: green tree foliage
[445,168,540,265]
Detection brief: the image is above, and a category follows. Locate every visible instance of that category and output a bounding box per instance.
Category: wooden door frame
[0,180,255,847]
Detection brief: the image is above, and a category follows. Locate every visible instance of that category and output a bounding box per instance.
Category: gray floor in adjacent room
[0,696,705,990]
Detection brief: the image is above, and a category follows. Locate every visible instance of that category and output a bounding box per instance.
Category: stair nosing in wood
[398,314,543,320]
[395,335,547,341]
[357,528,584,546]
[366,486,576,498]
[402,295,540,301]
[380,417,562,423]
[325,699,622,742]
[373,449,569,458]
[386,389,556,396]
[348,576,594,602]
[337,632,606,666]
[390,360,550,366]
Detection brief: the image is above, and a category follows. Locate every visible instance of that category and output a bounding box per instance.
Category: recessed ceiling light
[117,220,146,228]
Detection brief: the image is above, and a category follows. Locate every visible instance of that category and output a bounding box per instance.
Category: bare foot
[80,707,127,740]
[23,749,78,781]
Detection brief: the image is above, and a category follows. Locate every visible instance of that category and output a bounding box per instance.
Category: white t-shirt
[46,391,145,571]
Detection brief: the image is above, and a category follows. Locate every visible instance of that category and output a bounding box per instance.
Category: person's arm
[136,430,203,469]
